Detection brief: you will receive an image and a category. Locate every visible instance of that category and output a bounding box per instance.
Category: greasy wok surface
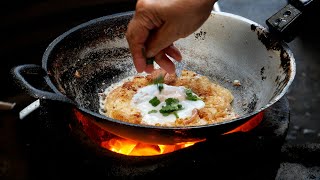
[38,11,295,144]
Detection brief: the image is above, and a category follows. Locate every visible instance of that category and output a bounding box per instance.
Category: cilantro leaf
[185,89,201,101]
[159,98,183,117]
[148,110,158,114]
[161,112,170,116]
[160,103,180,112]
[149,96,160,107]
[165,98,179,105]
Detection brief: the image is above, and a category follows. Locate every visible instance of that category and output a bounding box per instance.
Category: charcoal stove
[17,95,290,179]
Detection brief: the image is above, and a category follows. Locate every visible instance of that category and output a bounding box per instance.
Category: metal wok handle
[266,0,319,42]
[12,64,74,105]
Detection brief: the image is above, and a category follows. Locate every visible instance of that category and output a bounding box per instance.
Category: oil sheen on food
[99,69,237,127]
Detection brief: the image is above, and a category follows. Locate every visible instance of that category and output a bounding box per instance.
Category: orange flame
[72,109,263,156]
[101,138,203,156]
[224,111,264,134]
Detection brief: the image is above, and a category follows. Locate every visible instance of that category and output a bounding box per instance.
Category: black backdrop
[1,0,136,100]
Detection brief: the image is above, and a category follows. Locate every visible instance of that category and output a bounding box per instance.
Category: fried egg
[131,84,205,125]
[99,69,237,127]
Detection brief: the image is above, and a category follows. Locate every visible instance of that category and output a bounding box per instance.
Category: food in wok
[100,68,238,127]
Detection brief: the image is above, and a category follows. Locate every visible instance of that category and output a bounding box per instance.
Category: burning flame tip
[74,109,263,157]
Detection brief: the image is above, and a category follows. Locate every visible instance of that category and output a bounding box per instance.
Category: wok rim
[41,11,296,131]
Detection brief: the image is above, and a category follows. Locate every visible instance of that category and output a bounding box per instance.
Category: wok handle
[12,64,74,104]
[266,0,319,42]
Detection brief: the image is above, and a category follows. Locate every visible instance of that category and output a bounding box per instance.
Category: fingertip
[132,57,147,73]
[136,68,144,73]
[172,46,182,61]
[164,45,182,61]
[144,64,154,74]
[155,52,176,74]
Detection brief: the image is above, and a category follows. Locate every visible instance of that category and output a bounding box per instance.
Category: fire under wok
[13,11,296,145]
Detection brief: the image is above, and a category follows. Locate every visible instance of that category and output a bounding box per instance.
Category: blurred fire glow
[73,109,264,156]
[101,138,204,156]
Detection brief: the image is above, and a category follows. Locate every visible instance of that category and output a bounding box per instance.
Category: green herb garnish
[157,83,164,92]
[161,112,170,116]
[173,112,179,118]
[159,98,183,117]
[185,89,201,101]
[153,75,164,84]
[151,75,165,92]
[149,96,160,107]
[165,98,179,105]
[146,57,155,65]
[148,110,158,114]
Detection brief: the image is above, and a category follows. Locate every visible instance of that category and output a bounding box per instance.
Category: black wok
[12,11,296,145]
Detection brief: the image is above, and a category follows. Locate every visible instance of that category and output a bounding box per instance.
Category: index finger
[126,18,150,73]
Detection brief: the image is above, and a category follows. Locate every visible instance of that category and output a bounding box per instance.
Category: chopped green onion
[149,96,160,107]
[151,75,165,93]
[173,112,179,118]
[153,75,164,84]
[146,57,155,65]
[157,83,164,92]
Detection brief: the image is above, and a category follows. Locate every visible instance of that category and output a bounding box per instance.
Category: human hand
[126,0,216,74]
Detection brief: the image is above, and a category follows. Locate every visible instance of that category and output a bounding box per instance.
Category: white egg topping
[131,84,205,126]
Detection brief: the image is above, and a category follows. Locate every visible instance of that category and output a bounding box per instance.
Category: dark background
[1,0,319,143]
[1,0,320,179]
[0,0,137,98]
